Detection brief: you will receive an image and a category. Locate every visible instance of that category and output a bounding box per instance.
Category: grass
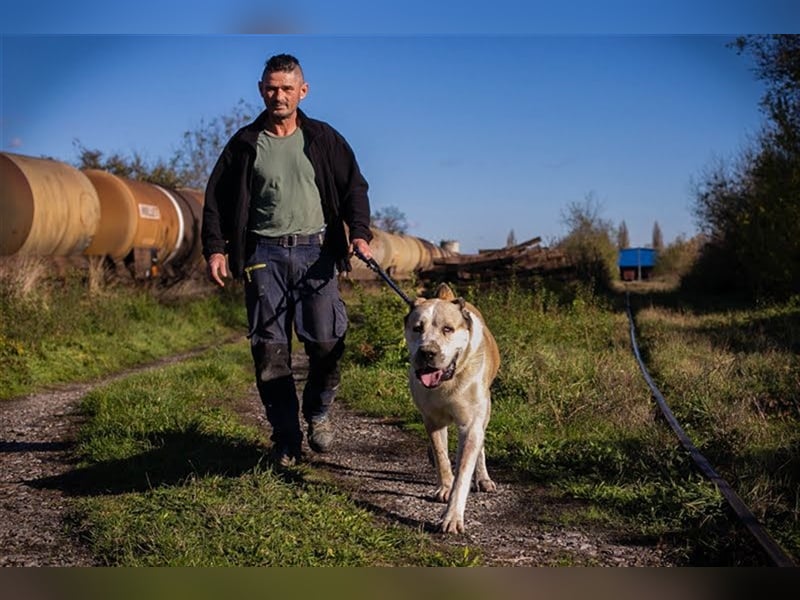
[630,290,800,560]
[340,279,800,565]
[64,345,472,566]
[4,256,798,565]
[0,257,245,400]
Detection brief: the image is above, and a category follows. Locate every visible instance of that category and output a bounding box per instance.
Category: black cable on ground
[625,291,796,568]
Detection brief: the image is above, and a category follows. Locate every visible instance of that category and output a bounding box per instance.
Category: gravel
[1,382,96,566]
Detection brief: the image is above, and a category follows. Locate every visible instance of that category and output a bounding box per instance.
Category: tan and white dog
[404,283,500,533]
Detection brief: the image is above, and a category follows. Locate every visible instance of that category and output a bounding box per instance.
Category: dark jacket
[201,108,372,278]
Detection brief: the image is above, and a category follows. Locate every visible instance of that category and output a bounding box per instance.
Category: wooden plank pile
[419,236,575,284]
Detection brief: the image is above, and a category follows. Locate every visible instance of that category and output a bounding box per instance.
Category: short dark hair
[262,54,302,79]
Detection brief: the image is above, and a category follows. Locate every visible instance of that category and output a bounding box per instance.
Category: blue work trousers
[244,240,347,451]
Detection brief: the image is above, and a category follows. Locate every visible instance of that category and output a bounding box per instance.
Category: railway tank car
[0,152,101,257]
[81,169,203,278]
[346,227,459,281]
[1,152,205,279]
[1,151,453,282]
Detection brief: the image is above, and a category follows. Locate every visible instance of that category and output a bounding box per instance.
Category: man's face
[259,68,308,121]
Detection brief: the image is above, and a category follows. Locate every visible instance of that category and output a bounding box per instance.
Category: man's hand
[207,253,230,287]
[351,238,373,261]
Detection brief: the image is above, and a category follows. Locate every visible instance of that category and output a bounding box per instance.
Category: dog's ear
[435,283,456,301]
[452,297,473,330]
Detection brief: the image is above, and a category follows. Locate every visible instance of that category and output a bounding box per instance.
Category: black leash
[353,246,415,308]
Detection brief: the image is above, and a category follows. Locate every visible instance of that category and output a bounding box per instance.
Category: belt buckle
[285,234,298,248]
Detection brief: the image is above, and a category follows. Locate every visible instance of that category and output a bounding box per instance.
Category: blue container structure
[618,247,656,281]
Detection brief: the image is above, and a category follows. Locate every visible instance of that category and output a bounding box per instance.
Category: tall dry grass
[0,255,50,302]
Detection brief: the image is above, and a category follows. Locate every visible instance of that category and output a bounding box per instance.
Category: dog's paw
[434,485,452,503]
[439,510,465,534]
[475,477,497,492]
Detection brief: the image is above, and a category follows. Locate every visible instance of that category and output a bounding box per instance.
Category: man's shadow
[28,424,302,496]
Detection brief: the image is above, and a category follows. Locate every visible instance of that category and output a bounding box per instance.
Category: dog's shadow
[313,458,432,496]
[312,453,475,534]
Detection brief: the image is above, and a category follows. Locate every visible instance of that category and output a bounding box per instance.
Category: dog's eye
[442,326,454,334]
[412,323,424,333]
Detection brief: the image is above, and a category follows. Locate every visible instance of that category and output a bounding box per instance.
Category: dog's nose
[419,346,438,362]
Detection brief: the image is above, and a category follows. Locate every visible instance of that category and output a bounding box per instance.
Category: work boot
[308,416,334,453]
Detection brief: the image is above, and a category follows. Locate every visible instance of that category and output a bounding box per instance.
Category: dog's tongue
[419,369,444,388]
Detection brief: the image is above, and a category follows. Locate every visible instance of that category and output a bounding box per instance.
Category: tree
[371,206,408,234]
[652,234,704,282]
[651,221,663,251]
[733,35,800,157]
[616,220,630,250]
[174,99,258,189]
[557,192,618,287]
[73,142,186,188]
[688,35,800,297]
[506,229,517,248]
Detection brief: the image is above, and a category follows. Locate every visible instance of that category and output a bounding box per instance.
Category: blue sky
[1,3,797,253]
[2,1,798,35]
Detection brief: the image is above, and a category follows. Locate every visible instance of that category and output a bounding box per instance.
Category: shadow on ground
[28,427,302,496]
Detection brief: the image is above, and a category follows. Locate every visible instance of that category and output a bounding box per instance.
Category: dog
[404,283,500,533]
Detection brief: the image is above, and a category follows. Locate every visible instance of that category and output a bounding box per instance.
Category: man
[202,53,373,467]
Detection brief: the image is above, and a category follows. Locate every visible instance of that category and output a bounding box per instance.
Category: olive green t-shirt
[249,128,325,237]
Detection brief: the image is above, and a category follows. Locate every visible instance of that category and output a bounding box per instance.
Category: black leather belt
[253,232,324,248]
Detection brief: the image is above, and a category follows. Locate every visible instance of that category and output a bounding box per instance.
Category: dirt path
[299,402,672,566]
[0,352,673,566]
[0,353,205,567]
[0,383,95,566]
